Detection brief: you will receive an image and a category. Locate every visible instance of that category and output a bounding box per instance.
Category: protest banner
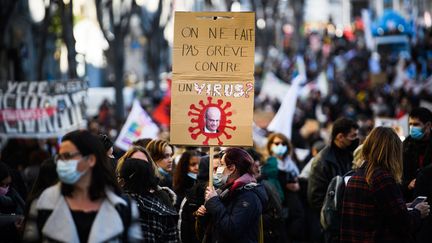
[115,100,160,151]
[267,74,306,139]
[0,80,87,138]
[170,12,255,146]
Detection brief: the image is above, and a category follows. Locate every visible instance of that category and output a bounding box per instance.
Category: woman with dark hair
[23,130,142,243]
[264,132,305,241]
[146,140,175,188]
[199,147,268,243]
[119,157,179,243]
[340,127,430,243]
[173,150,200,208]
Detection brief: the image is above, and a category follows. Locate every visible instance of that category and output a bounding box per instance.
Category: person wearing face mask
[177,151,221,243]
[146,140,175,189]
[307,117,359,243]
[199,148,268,243]
[23,130,142,243]
[118,158,179,242]
[264,133,305,241]
[402,107,432,202]
[173,150,201,209]
[0,162,25,242]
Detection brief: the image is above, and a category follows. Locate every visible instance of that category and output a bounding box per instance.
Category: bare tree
[96,0,134,119]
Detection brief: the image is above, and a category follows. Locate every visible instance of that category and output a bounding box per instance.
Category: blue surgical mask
[271,144,288,157]
[56,159,84,184]
[187,172,197,180]
[410,126,425,140]
[158,167,168,176]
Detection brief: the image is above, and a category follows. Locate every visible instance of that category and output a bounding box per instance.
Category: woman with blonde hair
[340,127,430,243]
[116,145,159,182]
[146,140,175,188]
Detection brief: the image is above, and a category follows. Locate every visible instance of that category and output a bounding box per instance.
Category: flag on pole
[267,74,306,139]
[115,100,160,151]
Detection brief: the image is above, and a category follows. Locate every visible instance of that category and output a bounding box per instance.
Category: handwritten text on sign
[175,81,254,98]
[173,13,255,77]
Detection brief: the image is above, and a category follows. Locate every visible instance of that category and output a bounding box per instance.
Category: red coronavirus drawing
[188,97,236,145]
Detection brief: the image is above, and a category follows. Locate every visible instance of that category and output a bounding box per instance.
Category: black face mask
[347,138,360,153]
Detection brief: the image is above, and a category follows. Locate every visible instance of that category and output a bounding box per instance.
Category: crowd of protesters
[0,106,430,243]
[1,15,432,243]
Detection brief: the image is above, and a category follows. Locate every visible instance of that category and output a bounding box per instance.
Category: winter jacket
[178,181,207,243]
[23,184,142,243]
[204,175,268,243]
[340,166,421,243]
[128,189,179,243]
[414,163,432,243]
[308,145,353,212]
[402,135,432,201]
[261,157,284,202]
[0,187,25,242]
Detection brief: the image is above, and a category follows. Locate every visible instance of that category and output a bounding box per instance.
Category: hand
[195,205,207,216]
[415,201,430,219]
[286,182,300,192]
[205,186,218,201]
[408,179,416,190]
[14,215,24,230]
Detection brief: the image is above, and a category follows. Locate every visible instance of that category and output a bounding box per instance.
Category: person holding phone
[414,162,432,243]
[340,127,430,243]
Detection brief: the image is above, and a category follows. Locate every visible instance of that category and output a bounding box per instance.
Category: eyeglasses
[55,152,81,162]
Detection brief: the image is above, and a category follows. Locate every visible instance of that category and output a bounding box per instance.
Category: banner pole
[209,146,214,188]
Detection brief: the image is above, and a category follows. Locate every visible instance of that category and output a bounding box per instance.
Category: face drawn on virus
[188,97,236,145]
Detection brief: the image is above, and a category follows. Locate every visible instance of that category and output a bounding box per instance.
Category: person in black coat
[402,107,432,201]
[200,148,268,243]
[414,163,432,243]
[308,118,359,242]
[0,162,26,243]
[178,152,222,243]
[173,150,200,209]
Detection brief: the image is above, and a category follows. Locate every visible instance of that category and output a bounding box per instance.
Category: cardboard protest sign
[171,12,255,146]
[0,80,87,138]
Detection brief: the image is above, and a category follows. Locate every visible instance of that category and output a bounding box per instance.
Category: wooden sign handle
[209,147,214,188]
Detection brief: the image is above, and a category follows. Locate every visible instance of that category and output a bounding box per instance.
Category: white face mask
[187,172,197,180]
[213,166,226,187]
[56,159,84,184]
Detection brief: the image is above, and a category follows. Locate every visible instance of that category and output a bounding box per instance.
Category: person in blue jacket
[198,147,268,243]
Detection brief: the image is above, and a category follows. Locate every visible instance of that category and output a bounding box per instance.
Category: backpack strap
[258,214,264,243]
